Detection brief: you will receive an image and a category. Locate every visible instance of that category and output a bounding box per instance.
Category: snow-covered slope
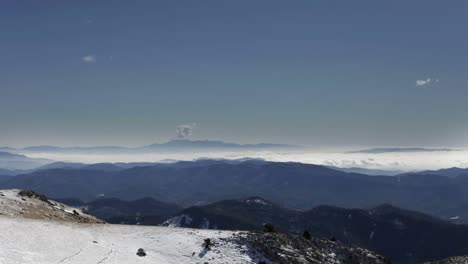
[0,189,103,223]
[0,216,388,264]
[0,216,264,264]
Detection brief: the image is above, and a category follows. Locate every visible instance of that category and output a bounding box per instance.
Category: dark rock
[18,190,51,205]
[136,248,146,257]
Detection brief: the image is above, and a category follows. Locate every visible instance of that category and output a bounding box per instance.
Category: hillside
[0,151,52,170]
[0,189,103,223]
[3,160,468,223]
[163,197,468,263]
[400,167,468,178]
[423,256,468,264]
[56,197,181,225]
[0,189,387,264]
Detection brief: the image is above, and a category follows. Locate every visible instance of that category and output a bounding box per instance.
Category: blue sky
[1,1,467,148]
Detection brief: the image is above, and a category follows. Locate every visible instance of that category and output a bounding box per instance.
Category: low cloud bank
[24,149,468,172]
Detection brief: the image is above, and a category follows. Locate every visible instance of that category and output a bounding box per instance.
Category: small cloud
[82,55,96,63]
[175,123,197,139]
[416,78,439,86]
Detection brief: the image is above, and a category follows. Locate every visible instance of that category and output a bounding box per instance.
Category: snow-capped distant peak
[242,197,271,206]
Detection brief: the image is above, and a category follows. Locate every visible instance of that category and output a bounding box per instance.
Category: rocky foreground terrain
[424,256,468,264]
[230,232,390,264]
[0,189,103,223]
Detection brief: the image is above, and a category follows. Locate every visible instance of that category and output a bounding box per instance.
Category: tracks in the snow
[96,246,115,264]
[57,245,91,264]
[57,242,115,264]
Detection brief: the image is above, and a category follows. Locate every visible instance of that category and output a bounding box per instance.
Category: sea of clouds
[25,149,468,172]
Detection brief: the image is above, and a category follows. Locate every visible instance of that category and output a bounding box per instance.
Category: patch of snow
[162,214,193,227]
[245,198,269,206]
[64,208,75,214]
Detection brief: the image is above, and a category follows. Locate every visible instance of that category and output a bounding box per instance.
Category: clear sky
[1,1,467,148]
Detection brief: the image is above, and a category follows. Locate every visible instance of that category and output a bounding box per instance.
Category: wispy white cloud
[416,78,439,86]
[176,123,197,139]
[82,55,96,63]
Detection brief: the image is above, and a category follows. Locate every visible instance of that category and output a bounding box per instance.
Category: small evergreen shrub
[263,223,275,233]
[203,238,213,250]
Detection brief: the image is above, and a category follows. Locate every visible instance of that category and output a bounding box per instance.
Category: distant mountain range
[328,166,403,176]
[1,139,298,154]
[348,147,458,154]
[400,167,468,178]
[146,139,296,150]
[0,151,52,170]
[162,196,468,263]
[0,168,26,176]
[3,159,468,225]
[0,156,268,174]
